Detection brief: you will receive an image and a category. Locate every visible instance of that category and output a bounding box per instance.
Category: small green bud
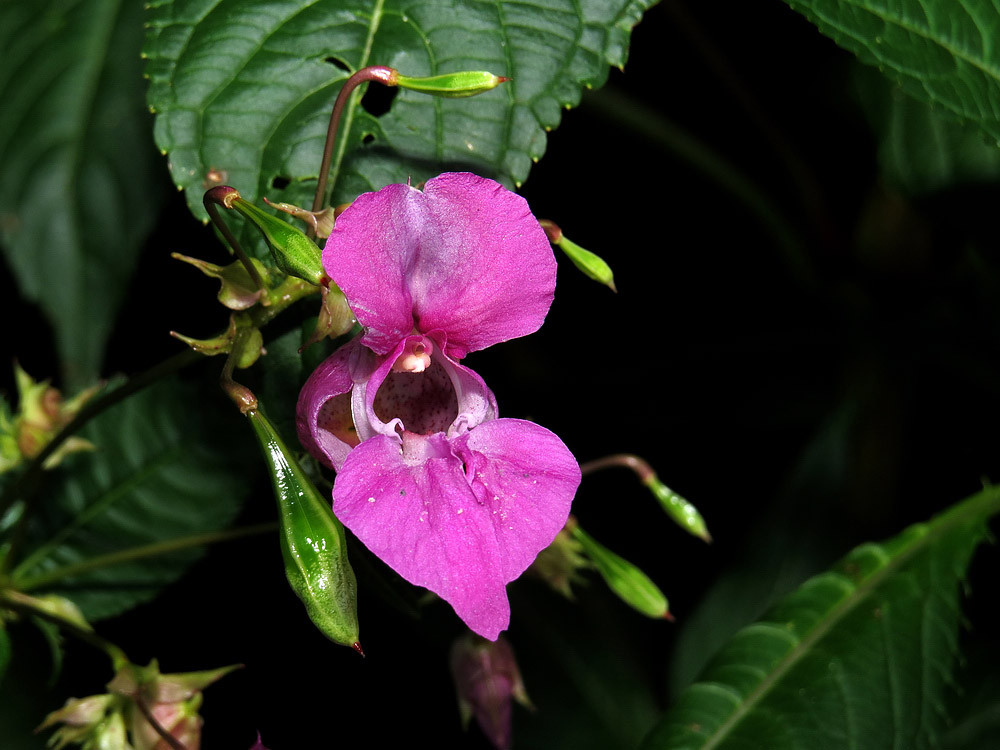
[528,526,588,598]
[539,220,616,292]
[0,365,98,473]
[230,196,326,285]
[570,523,672,620]
[394,70,510,98]
[645,477,711,543]
[247,407,360,651]
[170,315,264,369]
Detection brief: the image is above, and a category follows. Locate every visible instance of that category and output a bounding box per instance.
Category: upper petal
[325,173,556,358]
[333,432,511,639]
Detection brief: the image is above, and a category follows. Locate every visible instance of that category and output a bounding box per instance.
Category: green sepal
[556,234,616,291]
[231,198,325,285]
[394,70,508,98]
[571,524,671,619]
[171,253,269,310]
[247,407,360,649]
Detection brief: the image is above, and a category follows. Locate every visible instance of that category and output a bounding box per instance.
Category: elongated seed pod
[247,407,360,650]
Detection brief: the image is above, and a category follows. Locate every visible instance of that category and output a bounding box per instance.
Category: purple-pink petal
[296,339,374,470]
[453,419,581,581]
[333,432,511,639]
[332,420,579,639]
[324,173,556,359]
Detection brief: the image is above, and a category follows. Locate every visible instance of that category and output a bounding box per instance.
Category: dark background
[4,1,1000,747]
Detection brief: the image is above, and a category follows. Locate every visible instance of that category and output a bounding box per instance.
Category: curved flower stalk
[297,173,580,639]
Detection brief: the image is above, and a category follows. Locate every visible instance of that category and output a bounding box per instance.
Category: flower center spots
[374,354,458,435]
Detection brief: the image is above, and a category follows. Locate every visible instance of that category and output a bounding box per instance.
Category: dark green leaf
[784,0,1000,145]
[143,0,654,260]
[855,66,1000,194]
[0,0,166,387]
[7,381,249,621]
[642,486,1000,750]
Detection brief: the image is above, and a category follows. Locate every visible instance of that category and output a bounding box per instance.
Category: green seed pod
[570,524,671,620]
[231,198,326,285]
[394,71,509,98]
[247,407,360,650]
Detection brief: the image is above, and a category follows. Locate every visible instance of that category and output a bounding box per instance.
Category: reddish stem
[311,66,399,225]
[579,453,655,484]
[203,186,267,292]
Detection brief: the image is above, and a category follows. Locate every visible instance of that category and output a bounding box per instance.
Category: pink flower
[297,173,580,639]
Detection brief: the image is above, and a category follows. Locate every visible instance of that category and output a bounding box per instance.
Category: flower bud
[107,659,239,750]
[394,70,510,98]
[570,522,672,620]
[246,406,360,650]
[645,476,711,543]
[37,694,122,750]
[172,253,270,310]
[450,634,532,750]
[528,526,588,598]
[0,364,97,473]
[539,220,616,292]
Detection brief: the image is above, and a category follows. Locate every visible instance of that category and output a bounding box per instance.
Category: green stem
[0,350,200,575]
[14,523,276,592]
[0,589,128,670]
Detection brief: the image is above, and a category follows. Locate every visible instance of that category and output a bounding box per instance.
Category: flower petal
[333,432,511,639]
[325,173,556,359]
[453,419,580,581]
[296,339,374,470]
[353,333,498,443]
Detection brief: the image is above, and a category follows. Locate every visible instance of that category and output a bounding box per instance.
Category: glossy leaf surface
[143,0,653,258]
[642,486,1000,750]
[8,382,249,620]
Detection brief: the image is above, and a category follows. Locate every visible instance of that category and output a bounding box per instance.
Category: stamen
[392,336,434,373]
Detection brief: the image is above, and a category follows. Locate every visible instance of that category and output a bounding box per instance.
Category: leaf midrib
[697,486,1000,750]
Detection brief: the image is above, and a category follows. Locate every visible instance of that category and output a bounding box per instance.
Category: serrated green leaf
[784,0,1000,146]
[855,65,1000,194]
[7,381,249,621]
[642,486,1000,750]
[143,0,653,260]
[0,0,166,387]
